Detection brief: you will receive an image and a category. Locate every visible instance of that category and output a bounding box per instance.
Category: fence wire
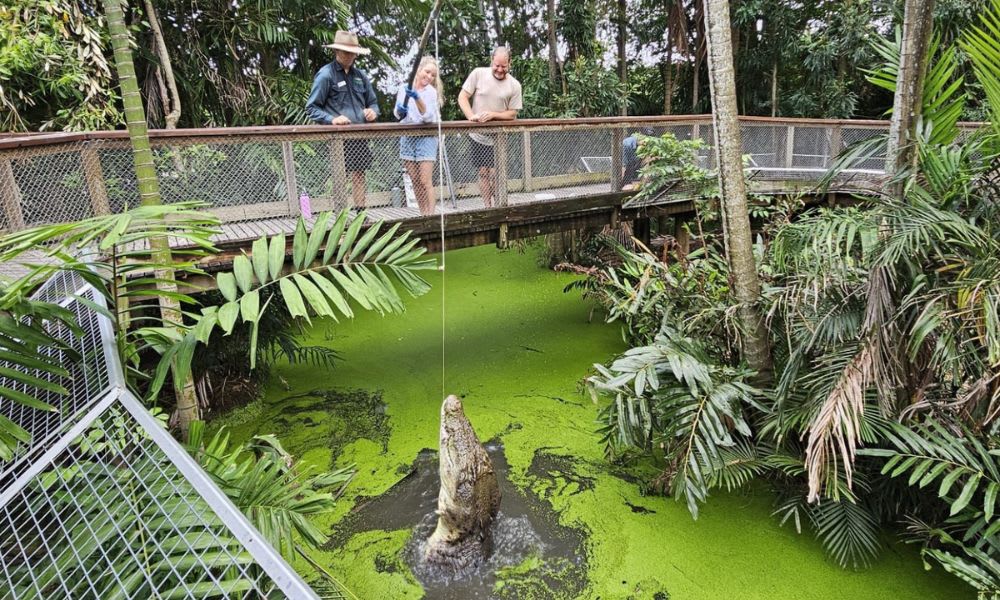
[0,276,320,599]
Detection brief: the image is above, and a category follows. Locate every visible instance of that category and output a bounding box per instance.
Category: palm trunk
[886,0,936,180]
[704,0,772,377]
[105,0,200,431]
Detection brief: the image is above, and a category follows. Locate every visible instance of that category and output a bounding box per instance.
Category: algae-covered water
[215,243,967,599]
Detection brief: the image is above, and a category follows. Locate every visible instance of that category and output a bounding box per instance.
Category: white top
[393,84,440,124]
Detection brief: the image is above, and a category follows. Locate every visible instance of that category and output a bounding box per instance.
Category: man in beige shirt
[458,47,523,208]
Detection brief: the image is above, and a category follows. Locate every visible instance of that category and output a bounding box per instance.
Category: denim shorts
[400,135,439,162]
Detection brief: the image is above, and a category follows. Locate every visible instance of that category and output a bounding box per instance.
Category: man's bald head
[490,47,511,80]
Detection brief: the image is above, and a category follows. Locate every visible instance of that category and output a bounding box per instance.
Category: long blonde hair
[412,56,445,105]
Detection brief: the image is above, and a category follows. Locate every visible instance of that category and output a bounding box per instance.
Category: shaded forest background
[1,0,991,132]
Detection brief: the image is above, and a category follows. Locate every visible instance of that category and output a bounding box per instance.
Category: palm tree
[702,0,772,377]
[104,0,200,431]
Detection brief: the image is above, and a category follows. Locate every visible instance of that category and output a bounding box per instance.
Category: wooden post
[611,127,624,191]
[633,216,651,246]
[674,216,690,261]
[81,144,111,216]
[497,222,509,249]
[828,125,843,168]
[281,141,299,216]
[330,137,348,211]
[0,158,25,231]
[495,131,509,207]
[784,125,796,169]
[521,130,533,192]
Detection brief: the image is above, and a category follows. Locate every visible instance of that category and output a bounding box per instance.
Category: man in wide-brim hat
[306,30,380,208]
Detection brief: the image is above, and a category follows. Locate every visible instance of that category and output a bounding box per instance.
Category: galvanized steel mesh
[0,275,319,599]
[0,117,907,233]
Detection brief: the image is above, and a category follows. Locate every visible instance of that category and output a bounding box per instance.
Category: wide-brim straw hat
[323,30,371,55]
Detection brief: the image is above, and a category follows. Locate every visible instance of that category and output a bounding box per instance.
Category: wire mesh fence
[0,117,912,235]
[0,276,320,599]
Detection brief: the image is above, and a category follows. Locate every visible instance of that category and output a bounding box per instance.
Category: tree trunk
[547,0,560,85]
[490,0,504,44]
[105,0,200,431]
[692,0,705,112]
[885,0,936,179]
[617,0,628,116]
[703,0,772,377]
[770,61,778,117]
[143,0,180,129]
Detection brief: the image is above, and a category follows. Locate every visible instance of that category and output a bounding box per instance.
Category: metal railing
[0,115,925,233]
[0,272,320,599]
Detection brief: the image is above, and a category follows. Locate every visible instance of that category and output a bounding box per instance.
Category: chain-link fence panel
[0,277,321,599]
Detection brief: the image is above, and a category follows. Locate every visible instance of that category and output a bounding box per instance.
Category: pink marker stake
[299,192,313,220]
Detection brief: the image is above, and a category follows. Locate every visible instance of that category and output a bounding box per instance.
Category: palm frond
[860,419,1000,521]
[204,209,435,369]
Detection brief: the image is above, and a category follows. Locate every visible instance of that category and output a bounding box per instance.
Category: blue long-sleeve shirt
[305,61,380,125]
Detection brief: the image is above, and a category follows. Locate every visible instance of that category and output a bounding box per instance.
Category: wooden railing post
[281,141,299,216]
[81,144,111,216]
[0,158,25,231]
[495,131,509,207]
[521,130,533,192]
[784,125,796,169]
[611,127,624,191]
[330,137,348,211]
[828,125,843,168]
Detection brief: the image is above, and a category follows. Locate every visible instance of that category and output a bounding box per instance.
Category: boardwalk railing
[0,115,912,233]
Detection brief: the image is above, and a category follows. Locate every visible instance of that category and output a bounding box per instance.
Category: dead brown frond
[805,340,876,503]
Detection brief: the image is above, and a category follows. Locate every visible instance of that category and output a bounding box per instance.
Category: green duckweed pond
[214,243,967,600]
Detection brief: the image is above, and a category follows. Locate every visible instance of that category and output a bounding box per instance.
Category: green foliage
[0,298,80,460]
[185,421,352,561]
[588,321,760,518]
[632,132,717,206]
[0,0,122,131]
[203,208,435,369]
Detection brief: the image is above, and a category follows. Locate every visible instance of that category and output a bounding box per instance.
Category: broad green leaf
[939,467,966,498]
[348,221,383,261]
[336,213,367,263]
[240,290,260,324]
[292,274,333,318]
[303,212,332,268]
[364,223,402,261]
[279,278,310,323]
[233,255,254,293]
[218,301,240,334]
[217,272,238,302]
[951,474,982,516]
[268,234,286,280]
[308,272,351,319]
[985,482,998,521]
[323,210,351,264]
[292,220,307,270]
[0,385,57,412]
[251,237,270,285]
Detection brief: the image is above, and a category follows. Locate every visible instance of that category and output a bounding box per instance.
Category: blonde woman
[393,56,443,215]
